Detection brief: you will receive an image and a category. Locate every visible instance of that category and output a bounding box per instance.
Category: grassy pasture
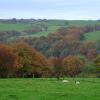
[0,20,100,41]
[85,31,100,42]
[0,23,32,31]
[68,20,100,27]
[0,78,100,100]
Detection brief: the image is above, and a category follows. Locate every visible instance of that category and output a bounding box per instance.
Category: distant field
[0,78,100,100]
[0,22,62,38]
[85,31,100,42]
[0,20,100,32]
[68,20,100,27]
[0,23,32,31]
[0,20,100,41]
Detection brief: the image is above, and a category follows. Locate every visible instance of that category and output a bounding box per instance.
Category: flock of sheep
[62,80,80,84]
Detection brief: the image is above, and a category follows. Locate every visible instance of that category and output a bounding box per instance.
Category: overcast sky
[0,0,100,19]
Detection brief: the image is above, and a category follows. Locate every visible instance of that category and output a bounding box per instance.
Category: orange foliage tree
[62,55,84,77]
[94,55,100,77]
[50,57,63,79]
[0,44,19,77]
[10,42,51,77]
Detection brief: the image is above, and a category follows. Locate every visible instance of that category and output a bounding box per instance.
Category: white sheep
[62,80,69,83]
[75,81,80,85]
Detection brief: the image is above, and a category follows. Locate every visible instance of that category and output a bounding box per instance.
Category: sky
[0,0,100,20]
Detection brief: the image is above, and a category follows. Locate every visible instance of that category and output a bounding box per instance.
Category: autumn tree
[10,42,51,77]
[94,55,100,77]
[50,57,63,80]
[79,42,95,55]
[31,51,52,77]
[87,49,96,61]
[0,44,19,77]
[62,55,84,77]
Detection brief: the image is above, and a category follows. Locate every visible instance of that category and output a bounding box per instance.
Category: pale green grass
[69,20,100,27]
[85,31,100,42]
[0,23,32,31]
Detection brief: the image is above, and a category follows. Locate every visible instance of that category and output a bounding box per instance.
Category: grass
[0,20,100,40]
[0,78,99,100]
[0,23,32,31]
[85,31,100,42]
[19,26,61,38]
[0,22,61,39]
[68,20,100,27]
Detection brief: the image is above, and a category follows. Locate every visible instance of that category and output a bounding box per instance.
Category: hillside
[0,19,100,78]
[0,20,100,43]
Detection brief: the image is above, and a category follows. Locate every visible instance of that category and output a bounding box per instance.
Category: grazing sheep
[75,81,80,84]
[62,80,69,83]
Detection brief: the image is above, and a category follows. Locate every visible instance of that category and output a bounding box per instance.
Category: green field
[0,20,100,31]
[0,78,100,100]
[68,20,100,27]
[0,20,100,42]
[85,31,100,42]
[0,23,32,31]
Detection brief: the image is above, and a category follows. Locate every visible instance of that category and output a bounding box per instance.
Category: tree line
[0,42,99,78]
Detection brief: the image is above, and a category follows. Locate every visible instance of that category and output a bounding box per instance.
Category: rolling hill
[0,20,100,42]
